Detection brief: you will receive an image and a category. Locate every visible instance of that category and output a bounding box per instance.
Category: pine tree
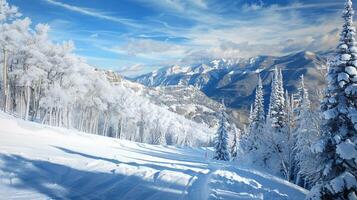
[284,90,298,182]
[268,67,286,129]
[253,76,266,132]
[245,76,266,152]
[213,106,231,161]
[294,75,319,188]
[230,125,240,160]
[265,67,294,180]
[307,0,357,199]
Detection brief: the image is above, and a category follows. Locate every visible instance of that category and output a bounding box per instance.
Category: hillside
[103,70,232,129]
[0,113,307,199]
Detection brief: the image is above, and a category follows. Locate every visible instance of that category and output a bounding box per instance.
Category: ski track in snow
[0,112,307,199]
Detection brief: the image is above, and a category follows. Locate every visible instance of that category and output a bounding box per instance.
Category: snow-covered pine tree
[284,90,298,183]
[268,67,286,129]
[307,0,357,199]
[213,104,231,161]
[265,67,293,180]
[252,76,266,136]
[294,75,320,188]
[230,125,239,160]
[245,76,266,153]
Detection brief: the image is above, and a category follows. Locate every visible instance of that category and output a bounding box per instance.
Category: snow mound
[0,112,307,199]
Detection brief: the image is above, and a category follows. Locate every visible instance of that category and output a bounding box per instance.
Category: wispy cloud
[242,2,342,12]
[43,0,138,27]
[90,33,98,38]
[37,0,346,75]
[118,39,184,56]
[117,63,147,77]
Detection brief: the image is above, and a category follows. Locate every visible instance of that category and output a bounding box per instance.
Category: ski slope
[0,112,307,199]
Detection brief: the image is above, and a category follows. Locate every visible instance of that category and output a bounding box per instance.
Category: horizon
[9,0,348,76]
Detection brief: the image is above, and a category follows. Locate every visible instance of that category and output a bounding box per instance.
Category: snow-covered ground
[0,112,307,199]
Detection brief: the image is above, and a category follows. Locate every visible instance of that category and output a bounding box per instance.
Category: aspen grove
[0,0,212,147]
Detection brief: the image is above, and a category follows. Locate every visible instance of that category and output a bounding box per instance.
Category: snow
[167,65,191,75]
[0,112,307,199]
[349,192,357,200]
[341,53,352,61]
[352,76,357,82]
[351,46,357,53]
[339,44,348,51]
[254,68,264,73]
[338,72,350,83]
[336,139,357,160]
[323,108,338,120]
[312,140,326,154]
[345,84,357,96]
[346,66,357,76]
[327,172,357,194]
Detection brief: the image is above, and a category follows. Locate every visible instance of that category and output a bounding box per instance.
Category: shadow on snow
[0,152,196,200]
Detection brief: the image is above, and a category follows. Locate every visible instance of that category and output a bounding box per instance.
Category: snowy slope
[0,113,307,199]
[104,70,224,129]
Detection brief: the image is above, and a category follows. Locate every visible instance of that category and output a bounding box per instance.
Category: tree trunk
[25,86,31,121]
[2,49,8,112]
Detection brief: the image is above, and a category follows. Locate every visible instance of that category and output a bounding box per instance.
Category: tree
[230,125,240,160]
[213,105,231,161]
[243,75,266,164]
[307,0,357,199]
[0,0,22,112]
[0,0,215,148]
[294,75,320,188]
[284,89,298,183]
[0,0,20,22]
[268,67,286,130]
[265,68,295,181]
[250,76,266,147]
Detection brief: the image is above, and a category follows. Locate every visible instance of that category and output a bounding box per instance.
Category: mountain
[0,112,307,199]
[103,70,239,129]
[133,51,329,111]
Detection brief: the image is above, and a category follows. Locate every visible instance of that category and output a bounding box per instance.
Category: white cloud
[119,39,183,55]
[90,33,98,38]
[44,0,346,74]
[130,1,342,61]
[98,39,187,64]
[117,64,146,77]
[43,0,138,27]
[242,2,341,12]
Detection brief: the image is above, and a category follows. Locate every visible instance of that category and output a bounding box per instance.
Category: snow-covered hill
[0,113,307,199]
[103,70,231,129]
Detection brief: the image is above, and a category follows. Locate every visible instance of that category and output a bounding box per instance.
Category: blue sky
[8,0,349,76]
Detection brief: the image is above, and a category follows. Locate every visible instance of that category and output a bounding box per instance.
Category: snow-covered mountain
[0,112,307,199]
[103,70,240,129]
[133,51,328,111]
[133,58,240,89]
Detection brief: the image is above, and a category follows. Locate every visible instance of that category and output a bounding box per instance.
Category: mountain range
[100,51,330,128]
[133,51,329,113]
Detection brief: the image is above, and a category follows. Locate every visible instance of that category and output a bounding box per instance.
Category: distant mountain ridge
[102,70,230,129]
[133,51,329,111]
